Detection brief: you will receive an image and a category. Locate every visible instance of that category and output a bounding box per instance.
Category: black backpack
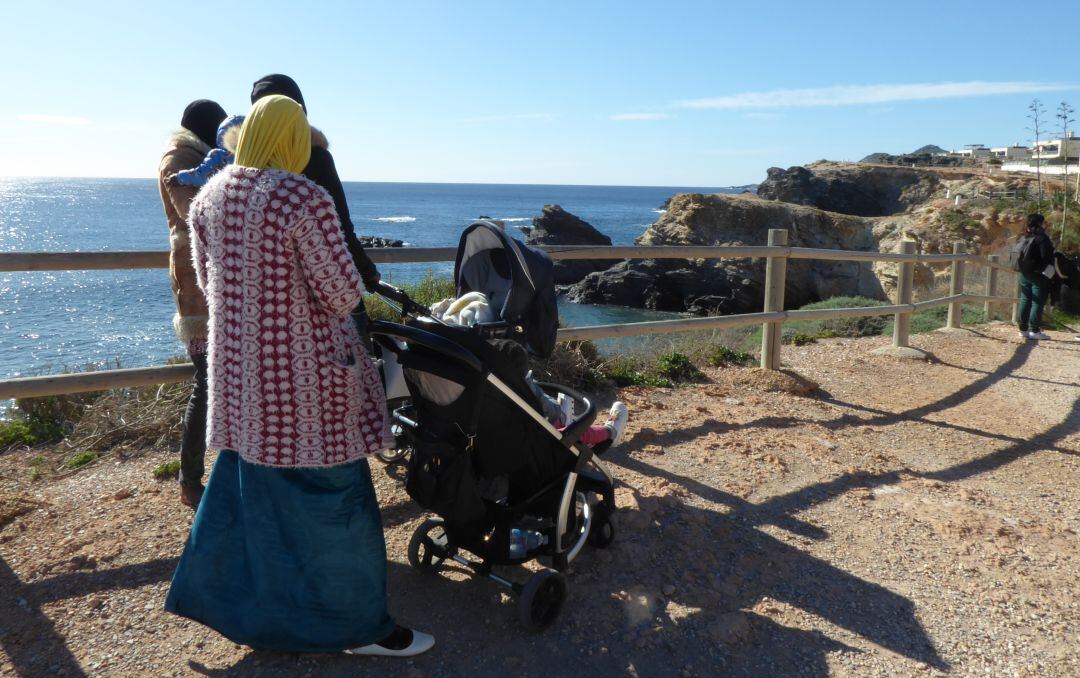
[1009,235,1035,272]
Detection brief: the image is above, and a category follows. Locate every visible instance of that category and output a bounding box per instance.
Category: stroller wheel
[377,446,410,465]
[408,518,449,574]
[518,569,568,632]
[588,518,615,548]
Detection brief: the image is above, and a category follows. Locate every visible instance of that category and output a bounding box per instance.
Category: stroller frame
[367,283,616,630]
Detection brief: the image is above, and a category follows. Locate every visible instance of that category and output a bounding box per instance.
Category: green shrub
[602,356,673,388]
[939,208,981,236]
[655,352,704,383]
[792,296,892,338]
[882,303,988,335]
[0,420,36,450]
[783,333,817,346]
[364,272,456,322]
[13,392,99,444]
[153,459,182,480]
[1046,307,1080,331]
[27,454,46,482]
[705,344,757,366]
[63,450,98,470]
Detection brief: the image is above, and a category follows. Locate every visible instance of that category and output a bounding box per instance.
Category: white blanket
[431,291,496,327]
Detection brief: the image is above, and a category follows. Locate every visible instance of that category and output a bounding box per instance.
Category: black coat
[303,145,380,286]
[1019,228,1055,276]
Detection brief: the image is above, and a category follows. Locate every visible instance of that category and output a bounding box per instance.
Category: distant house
[990,145,1032,160]
[951,146,991,159]
[1031,133,1080,163]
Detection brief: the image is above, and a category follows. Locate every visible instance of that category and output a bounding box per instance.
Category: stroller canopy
[454,220,558,357]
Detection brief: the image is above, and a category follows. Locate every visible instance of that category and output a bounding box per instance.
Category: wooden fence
[0,234,1018,400]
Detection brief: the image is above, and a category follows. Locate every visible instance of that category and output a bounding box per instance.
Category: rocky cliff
[524,204,612,284]
[565,193,885,314]
[567,162,1050,313]
[757,162,943,216]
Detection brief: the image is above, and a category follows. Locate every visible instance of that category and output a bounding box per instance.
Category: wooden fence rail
[0,245,1014,272]
[0,236,1018,399]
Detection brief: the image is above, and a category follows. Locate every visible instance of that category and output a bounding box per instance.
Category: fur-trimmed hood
[165,128,211,156]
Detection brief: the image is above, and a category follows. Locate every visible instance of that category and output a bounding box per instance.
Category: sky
[1,0,1078,186]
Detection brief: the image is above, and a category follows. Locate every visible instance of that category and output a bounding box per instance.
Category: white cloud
[17,114,91,126]
[460,112,555,123]
[610,112,672,121]
[676,81,1079,110]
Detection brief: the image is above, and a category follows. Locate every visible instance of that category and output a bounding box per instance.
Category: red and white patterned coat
[188,166,391,467]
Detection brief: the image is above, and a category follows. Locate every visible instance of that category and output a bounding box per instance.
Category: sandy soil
[1,323,1077,677]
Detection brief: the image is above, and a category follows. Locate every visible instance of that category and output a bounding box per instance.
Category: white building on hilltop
[1001,133,1080,174]
[990,145,1032,160]
[951,146,991,159]
[1031,132,1080,162]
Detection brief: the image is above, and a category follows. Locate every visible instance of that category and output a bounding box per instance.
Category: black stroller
[369,221,617,631]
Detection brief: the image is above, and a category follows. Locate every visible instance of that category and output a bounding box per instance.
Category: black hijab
[180,99,227,147]
[250,74,307,113]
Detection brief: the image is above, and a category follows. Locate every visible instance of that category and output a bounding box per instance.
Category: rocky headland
[566,161,1047,313]
[523,204,612,284]
[565,192,883,314]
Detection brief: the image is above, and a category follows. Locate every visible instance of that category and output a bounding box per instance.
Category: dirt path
[1,324,1077,677]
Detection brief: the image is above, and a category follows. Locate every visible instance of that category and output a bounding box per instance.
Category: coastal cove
[0,178,741,379]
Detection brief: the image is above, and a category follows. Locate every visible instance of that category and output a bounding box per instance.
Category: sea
[0,178,747,380]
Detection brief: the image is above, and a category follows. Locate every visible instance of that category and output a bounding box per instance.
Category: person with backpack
[1012,213,1056,340]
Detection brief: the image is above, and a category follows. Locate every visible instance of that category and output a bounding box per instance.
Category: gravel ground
[1,323,1077,677]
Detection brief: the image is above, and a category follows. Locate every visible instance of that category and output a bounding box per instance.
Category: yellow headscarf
[234,94,311,173]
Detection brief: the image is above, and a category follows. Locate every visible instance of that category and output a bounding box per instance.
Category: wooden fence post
[893,240,916,347]
[984,255,999,320]
[946,241,965,329]
[1011,274,1021,325]
[760,229,788,370]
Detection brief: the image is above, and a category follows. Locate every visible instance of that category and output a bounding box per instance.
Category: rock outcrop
[757,162,942,216]
[358,236,405,248]
[566,161,1061,314]
[524,204,613,284]
[565,193,886,314]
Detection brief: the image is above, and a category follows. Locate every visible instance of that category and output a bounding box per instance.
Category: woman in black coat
[250,74,380,333]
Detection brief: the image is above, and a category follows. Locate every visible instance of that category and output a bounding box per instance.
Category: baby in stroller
[368,221,622,630]
[430,289,629,446]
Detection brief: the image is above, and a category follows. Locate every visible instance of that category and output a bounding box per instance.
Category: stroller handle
[369,320,485,373]
[370,281,431,317]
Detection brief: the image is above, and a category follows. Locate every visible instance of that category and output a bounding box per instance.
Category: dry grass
[64,384,187,456]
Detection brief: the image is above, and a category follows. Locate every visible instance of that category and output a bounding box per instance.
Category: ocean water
[0,177,742,379]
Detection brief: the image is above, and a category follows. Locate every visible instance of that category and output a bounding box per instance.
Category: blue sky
[1,0,1077,186]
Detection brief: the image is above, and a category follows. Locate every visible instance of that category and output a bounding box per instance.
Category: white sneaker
[602,402,629,446]
[556,392,574,427]
[1018,330,1030,339]
[347,627,434,657]
[1028,331,1051,340]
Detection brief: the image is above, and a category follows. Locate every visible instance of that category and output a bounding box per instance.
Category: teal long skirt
[165,450,394,652]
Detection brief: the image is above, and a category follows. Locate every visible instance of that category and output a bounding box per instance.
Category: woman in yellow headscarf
[233,94,311,172]
[165,93,434,658]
